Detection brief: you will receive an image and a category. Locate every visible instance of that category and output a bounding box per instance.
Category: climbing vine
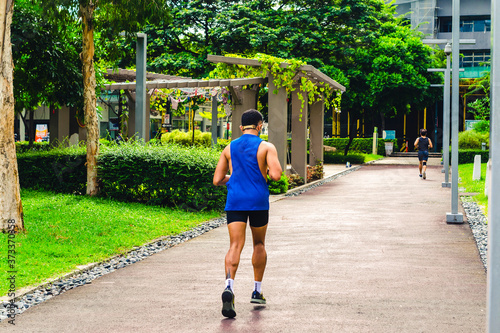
[208,53,342,119]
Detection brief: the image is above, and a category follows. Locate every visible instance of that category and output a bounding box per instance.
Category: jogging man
[414,128,433,179]
[213,109,282,318]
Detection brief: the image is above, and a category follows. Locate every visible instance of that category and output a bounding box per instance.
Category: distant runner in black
[414,129,433,180]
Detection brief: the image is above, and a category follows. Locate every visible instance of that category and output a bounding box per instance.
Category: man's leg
[250,224,268,304]
[225,222,247,280]
[422,160,427,179]
[418,161,423,176]
[250,225,268,282]
[222,221,246,318]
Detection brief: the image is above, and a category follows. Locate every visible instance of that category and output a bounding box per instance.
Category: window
[461,20,473,32]
[460,51,491,68]
[439,16,491,33]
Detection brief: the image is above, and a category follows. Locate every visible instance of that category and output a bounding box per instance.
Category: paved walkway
[2,157,486,332]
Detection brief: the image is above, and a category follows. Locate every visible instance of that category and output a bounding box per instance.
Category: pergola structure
[207,55,346,182]
[102,55,346,183]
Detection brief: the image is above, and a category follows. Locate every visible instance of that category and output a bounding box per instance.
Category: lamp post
[488,0,500,329]
[442,43,452,188]
[446,0,463,223]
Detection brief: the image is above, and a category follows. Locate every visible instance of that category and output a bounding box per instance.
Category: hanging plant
[208,53,342,119]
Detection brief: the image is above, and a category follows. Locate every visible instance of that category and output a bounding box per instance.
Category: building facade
[392,0,491,78]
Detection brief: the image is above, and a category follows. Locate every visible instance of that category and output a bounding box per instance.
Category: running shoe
[423,171,426,179]
[221,288,236,318]
[419,174,423,179]
[250,290,266,304]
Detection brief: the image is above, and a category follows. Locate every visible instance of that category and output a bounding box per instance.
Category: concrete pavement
[1,157,486,332]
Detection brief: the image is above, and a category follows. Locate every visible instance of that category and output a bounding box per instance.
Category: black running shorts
[226,210,269,228]
[418,151,429,161]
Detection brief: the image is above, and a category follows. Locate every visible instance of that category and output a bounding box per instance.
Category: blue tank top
[225,134,269,211]
[417,137,429,151]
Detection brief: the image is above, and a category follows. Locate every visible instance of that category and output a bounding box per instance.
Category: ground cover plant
[458,163,488,218]
[0,189,220,296]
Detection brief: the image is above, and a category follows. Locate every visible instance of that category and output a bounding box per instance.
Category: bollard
[473,155,482,181]
[372,127,378,155]
[482,142,486,151]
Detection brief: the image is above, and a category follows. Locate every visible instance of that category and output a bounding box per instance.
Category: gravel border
[461,197,488,271]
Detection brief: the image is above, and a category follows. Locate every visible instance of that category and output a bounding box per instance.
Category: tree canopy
[109,0,439,129]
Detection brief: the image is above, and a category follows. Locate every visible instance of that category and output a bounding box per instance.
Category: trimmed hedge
[17,148,87,194]
[98,144,226,211]
[15,141,51,153]
[450,149,490,164]
[323,152,365,164]
[17,144,227,211]
[323,138,398,154]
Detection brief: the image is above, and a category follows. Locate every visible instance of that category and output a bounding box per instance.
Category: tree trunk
[28,109,34,146]
[380,112,386,134]
[80,3,99,196]
[344,112,357,156]
[0,0,24,232]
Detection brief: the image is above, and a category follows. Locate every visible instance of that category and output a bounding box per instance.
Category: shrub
[268,172,289,194]
[161,130,212,147]
[322,138,398,154]
[287,174,305,189]
[473,120,490,133]
[17,147,87,193]
[98,144,226,211]
[15,141,51,153]
[451,149,490,164]
[307,162,324,182]
[458,130,489,149]
[216,138,230,150]
[323,152,365,164]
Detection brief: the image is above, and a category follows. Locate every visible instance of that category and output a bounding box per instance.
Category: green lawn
[0,189,221,296]
[364,154,384,163]
[458,163,489,217]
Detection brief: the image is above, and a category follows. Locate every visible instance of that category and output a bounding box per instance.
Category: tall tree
[12,1,83,144]
[1,0,24,231]
[39,0,169,195]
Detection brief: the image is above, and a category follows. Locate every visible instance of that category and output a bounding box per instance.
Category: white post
[446,0,464,224]
[442,51,452,187]
[488,0,500,329]
[372,127,378,155]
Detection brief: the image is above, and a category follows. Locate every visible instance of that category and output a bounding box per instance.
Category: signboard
[465,120,481,131]
[383,130,396,140]
[35,124,48,142]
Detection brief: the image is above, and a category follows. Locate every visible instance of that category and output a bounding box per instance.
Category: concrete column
[309,100,324,167]
[232,89,257,140]
[19,110,26,141]
[291,87,308,181]
[127,92,136,139]
[211,96,218,146]
[268,74,288,170]
[145,92,151,142]
[49,106,70,147]
[135,33,147,141]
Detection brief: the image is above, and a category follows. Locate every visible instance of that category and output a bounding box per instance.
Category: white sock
[225,278,234,291]
[254,281,262,293]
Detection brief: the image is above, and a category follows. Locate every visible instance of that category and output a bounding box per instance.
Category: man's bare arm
[213,147,230,186]
[265,143,282,181]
